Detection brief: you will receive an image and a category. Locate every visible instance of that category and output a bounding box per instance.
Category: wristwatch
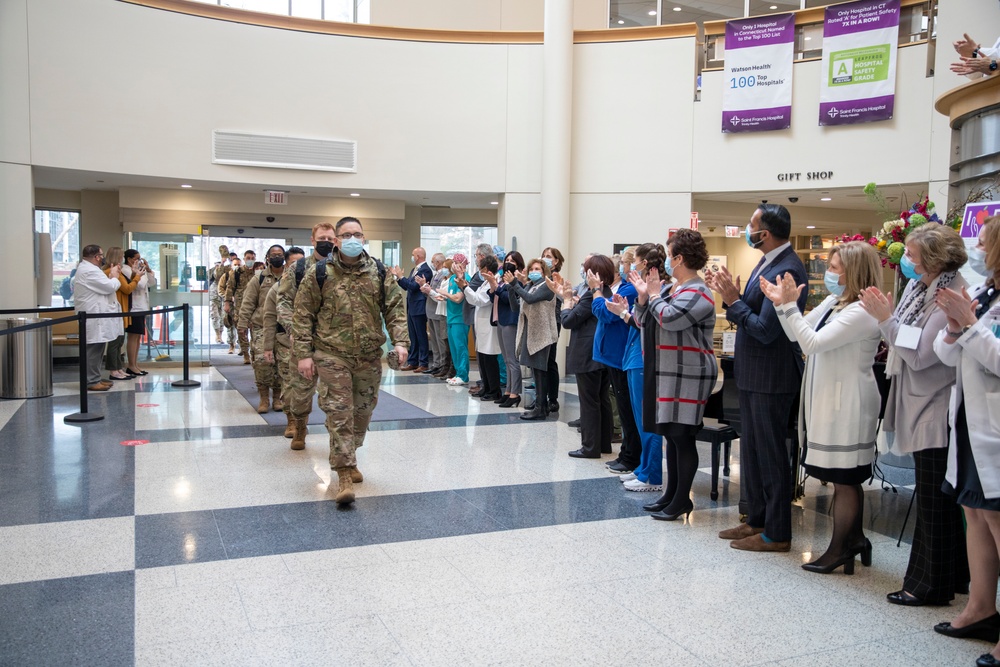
[991,59,998,72]
[618,310,629,321]
[947,324,974,337]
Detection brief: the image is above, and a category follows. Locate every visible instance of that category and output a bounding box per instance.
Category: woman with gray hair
[860,223,970,605]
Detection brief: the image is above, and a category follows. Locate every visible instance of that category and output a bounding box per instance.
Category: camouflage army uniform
[276,255,320,422]
[225,265,255,358]
[210,263,234,345]
[239,265,283,400]
[291,249,407,472]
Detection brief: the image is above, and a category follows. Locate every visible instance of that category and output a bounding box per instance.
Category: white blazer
[463,281,500,355]
[777,296,881,470]
[72,260,123,344]
[933,285,1000,498]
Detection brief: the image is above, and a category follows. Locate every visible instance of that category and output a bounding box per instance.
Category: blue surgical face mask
[824,270,845,296]
[630,263,637,272]
[528,270,543,283]
[340,238,364,258]
[968,245,988,277]
[542,257,553,268]
[619,266,627,279]
[900,254,923,281]
[664,255,675,277]
[746,224,764,249]
[580,266,586,280]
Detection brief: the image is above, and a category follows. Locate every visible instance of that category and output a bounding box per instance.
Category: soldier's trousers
[237,326,250,356]
[275,340,293,406]
[313,351,381,470]
[209,292,224,334]
[283,351,318,417]
[250,327,280,389]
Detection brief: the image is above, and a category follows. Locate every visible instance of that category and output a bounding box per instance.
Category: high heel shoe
[851,538,873,567]
[643,491,672,512]
[499,396,521,408]
[650,500,694,522]
[934,613,1000,642]
[801,553,856,575]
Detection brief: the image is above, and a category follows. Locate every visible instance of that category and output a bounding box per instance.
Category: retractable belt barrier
[0,303,200,424]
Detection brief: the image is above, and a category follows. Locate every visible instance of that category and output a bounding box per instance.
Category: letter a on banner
[819,0,900,126]
[722,14,795,133]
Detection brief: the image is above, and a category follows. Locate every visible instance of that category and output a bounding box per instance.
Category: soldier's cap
[386,350,401,371]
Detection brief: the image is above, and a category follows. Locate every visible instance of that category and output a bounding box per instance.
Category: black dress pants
[479,353,502,398]
[546,344,560,405]
[608,366,641,469]
[576,367,612,456]
[739,390,796,542]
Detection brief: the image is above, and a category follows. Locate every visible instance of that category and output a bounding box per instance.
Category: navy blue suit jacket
[725,245,808,393]
[398,262,434,315]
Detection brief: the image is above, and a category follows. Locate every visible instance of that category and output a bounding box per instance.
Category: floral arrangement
[836,183,957,268]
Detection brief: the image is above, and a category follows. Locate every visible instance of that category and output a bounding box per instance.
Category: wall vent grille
[212,131,357,172]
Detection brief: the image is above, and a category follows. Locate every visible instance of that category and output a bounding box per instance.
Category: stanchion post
[171,303,200,389]
[64,311,105,424]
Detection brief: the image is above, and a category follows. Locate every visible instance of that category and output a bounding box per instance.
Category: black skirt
[803,460,872,486]
[942,402,1000,511]
[125,317,146,335]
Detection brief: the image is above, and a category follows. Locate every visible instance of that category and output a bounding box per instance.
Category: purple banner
[723,106,792,133]
[819,94,894,126]
[726,15,796,50]
[824,0,900,38]
[961,202,1000,239]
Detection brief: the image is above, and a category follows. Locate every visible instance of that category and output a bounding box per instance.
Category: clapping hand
[110,265,121,279]
[706,267,740,307]
[586,269,603,291]
[605,293,628,316]
[935,286,978,330]
[415,275,426,287]
[502,270,515,284]
[544,271,561,294]
[953,33,979,58]
[390,265,404,279]
[455,272,468,289]
[483,270,498,290]
[858,286,894,323]
[645,268,663,300]
[951,56,995,76]
[515,269,528,285]
[760,272,803,306]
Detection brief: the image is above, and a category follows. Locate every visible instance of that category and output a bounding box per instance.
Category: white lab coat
[463,281,500,355]
[933,284,1000,498]
[122,264,157,313]
[72,260,123,344]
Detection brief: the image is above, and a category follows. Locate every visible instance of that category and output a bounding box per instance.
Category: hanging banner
[722,14,795,133]
[819,0,900,126]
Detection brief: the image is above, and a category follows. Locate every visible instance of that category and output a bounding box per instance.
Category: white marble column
[540,0,573,254]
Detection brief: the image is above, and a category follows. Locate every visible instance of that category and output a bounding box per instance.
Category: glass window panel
[420,226,498,265]
[35,210,80,307]
[749,0,799,17]
[356,0,370,24]
[660,0,743,26]
[220,0,289,16]
[610,0,657,28]
[796,22,823,59]
[291,0,322,19]
[324,0,353,22]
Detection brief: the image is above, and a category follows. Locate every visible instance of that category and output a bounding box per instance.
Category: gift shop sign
[722,13,795,133]
[819,0,900,126]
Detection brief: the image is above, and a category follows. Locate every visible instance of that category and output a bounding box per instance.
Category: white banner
[722,14,795,133]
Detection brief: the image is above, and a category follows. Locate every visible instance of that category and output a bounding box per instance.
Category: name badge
[895,324,921,350]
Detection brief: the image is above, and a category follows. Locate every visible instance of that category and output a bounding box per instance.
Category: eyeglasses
[337,232,364,240]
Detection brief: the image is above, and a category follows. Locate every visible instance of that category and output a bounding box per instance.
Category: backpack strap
[258,273,266,286]
[294,257,307,287]
[316,260,327,289]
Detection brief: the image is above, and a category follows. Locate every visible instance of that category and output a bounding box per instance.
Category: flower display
[837,184,955,268]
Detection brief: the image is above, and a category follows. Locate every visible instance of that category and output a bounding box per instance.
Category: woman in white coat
[762,241,882,574]
[122,249,156,377]
[931,216,1000,664]
[461,254,502,401]
[72,244,124,390]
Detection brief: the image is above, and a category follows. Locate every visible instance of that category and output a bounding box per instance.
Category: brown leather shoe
[87,383,111,391]
[730,533,790,552]
[718,523,764,540]
[412,366,429,372]
[399,364,418,372]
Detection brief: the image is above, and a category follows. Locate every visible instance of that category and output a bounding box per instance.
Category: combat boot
[290,417,307,450]
[271,389,284,412]
[334,468,355,505]
[350,466,364,483]
[256,385,270,413]
[243,351,251,365]
[283,412,294,438]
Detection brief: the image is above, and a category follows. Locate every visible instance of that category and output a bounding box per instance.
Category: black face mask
[504,263,517,273]
[268,256,284,268]
[315,241,334,257]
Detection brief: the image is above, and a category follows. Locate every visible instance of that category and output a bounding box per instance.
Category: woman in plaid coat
[633,229,717,521]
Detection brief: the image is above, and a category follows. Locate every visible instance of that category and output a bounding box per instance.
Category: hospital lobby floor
[0,364,988,666]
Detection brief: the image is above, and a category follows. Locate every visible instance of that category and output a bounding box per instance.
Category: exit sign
[725,225,740,238]
[266,191,288,205]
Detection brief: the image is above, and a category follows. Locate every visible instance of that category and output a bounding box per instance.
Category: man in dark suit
[395,247,434,372]
[706,204,807,553]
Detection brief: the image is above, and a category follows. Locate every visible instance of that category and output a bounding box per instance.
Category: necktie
[746,257,766,295]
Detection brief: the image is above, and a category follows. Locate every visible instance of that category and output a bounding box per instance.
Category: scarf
[885,270,956,376]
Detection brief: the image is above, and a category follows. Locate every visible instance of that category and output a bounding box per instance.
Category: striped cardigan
[634,279,718,427]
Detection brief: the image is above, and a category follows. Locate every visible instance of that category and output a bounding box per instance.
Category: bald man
[394,247,434,371]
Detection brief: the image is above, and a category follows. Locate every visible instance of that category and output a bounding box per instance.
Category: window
[188,0,370,23]
[35,209,80,307]
[420,226,498,264]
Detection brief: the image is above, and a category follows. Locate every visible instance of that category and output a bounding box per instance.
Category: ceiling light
[350,193,360,197]
[618,19,625,24]
[648,10,657,15]
[769,4,777,8]
[804,36,811,41]
[820,197,831,201]
[673,6,682,11]
[490,201,499,206]
[806,225,816,229]
[180,184,192,188]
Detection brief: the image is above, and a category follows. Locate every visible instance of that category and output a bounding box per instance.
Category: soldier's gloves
[386,350,401,371]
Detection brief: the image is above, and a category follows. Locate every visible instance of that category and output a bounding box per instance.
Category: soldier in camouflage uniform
[276,222,338,450]
[292,217,408,505]
[225,250,256,364]
[209,245,229,344]
[239,245,285,413]
[217,253,239,353]
[263,247,305,441]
